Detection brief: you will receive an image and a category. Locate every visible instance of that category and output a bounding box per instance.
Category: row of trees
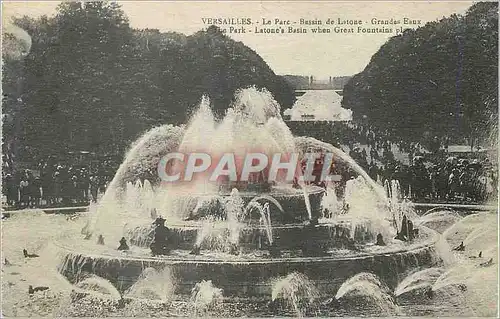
[342,2,498,148]
[3,2,294,165]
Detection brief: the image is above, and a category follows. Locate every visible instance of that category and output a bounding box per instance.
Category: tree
[342,2,498,147]
[3,2,294,165]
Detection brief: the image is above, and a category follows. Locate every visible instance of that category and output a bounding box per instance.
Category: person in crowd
[19,177,30,208]
[89,175,100,203]
[448,168,461,200]
[435,166,449,201]
[484,170,495,200]
[428,166,437,200]
[41,164,54,206]
[411,158,430,201]
[81,168,91,202]
[370,147,379,162]
[30,176,42,207]
[368,162,379,181]
[70,174,78,204]
[53,171,62,205]
[4,174,17,207]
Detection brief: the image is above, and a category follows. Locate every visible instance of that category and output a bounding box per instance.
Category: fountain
[55,87,442,302]
[189,280,224,316]
[271,272,319,316]
[334,272,401,316]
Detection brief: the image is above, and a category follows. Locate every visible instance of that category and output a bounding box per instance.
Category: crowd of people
[352,149,497,203]
[2,158,119,209]
[290,120,497,204]
[2,121,497,209]
[289,121,406,166]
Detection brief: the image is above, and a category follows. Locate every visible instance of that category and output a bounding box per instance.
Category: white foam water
[335,272,400,316]
[125,267,176,302]
[395,267,444,297]
[271,272,319,317]
[75,275,122,300]
[190,280,224,316]
[86,87,396,246]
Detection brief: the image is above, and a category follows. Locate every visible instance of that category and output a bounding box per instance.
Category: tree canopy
[342,2,498,148]
[2,2,294,164]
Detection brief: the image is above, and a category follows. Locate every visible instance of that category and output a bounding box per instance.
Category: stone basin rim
[126,217,374,230]
[54,226,440,265]
[159,185,325,197]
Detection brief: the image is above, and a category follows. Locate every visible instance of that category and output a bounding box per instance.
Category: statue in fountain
[395,215,416,241]
[375,233,386,246]
[97,234,105,245]
[479,258,494,268]
[396,215,408,241]
[228,243,239,255]
[453,241,465,251]
[189,245,201,255]
[117,237,129,250]
[341,201,350,215]
[150,217,171,256]
[425,288,434,299]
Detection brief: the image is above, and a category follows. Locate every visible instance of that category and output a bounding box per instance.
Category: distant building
[281,75,352,90]
[283,90,352,122]
[446,145,493,157]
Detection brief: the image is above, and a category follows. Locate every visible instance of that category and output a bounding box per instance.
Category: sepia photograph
[1,1,498,317]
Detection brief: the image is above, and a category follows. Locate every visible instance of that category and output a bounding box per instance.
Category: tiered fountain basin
[46,89,451,310]
[170,185,325,222]
[126,218,377,251]
[56,224,442,298]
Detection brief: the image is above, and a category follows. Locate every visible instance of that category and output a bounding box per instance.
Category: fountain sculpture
[55,87,442,301]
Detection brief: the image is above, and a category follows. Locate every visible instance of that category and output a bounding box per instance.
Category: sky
[2,1,475,78]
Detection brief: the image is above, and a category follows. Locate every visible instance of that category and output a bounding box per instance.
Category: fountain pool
[55,87,443,304]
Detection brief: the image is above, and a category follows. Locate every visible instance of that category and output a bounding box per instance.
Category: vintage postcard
[1,1,498,317]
